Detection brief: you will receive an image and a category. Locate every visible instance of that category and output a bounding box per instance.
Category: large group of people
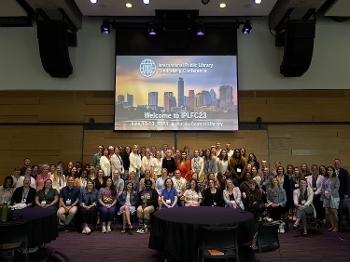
[1,142,349,238]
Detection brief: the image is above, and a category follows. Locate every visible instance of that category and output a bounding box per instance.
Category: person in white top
[191,149,204,182]
[111,147,124,177]
[100,148,111,177]
[215,142,222,157]
[16,166,36,190]
[141,148,153,177]
[225,143,234,158]
[160,144,168,159]
[156,168,169,209]
[151,151,163,178]
[129,145,141,180]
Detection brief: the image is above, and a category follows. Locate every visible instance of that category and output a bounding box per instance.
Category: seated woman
[160,178,179,209]
[184,179,203,206]
[266,177,288,233]
[74,169,88,191]
[35,179,59,210]
[136,180,158,233]
[292,178,314,237]
[118,181,138,233]
[0,176,15,207]
[223,178,244,209]
[203,179,223,207]
[98,177,117,233]
[246,179,265,221]
[77,179,98,235]
[11,176,36,208]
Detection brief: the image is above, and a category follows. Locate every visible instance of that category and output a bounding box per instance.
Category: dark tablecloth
[148,206,257,261]
[0,208,58,247]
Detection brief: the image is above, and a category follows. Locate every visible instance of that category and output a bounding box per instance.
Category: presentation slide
[114,55,238,131]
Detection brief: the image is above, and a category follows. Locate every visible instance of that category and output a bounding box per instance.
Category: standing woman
[93,169,105,191]
[161,178,179,209]
[74,169,88,191]
[89,164,96,180]
[12,167,21,188]
[223,178,244,209]
[78,179,98,234]
[177,151,191,181]
[100,148,112,178]
[71,166,78,179]
[51,165,65,194]
[247,153,260,169]
[307,164,325,227]
[184,179,203,206]
[151,151,163,179]
[300,163,311,178]
[98,177,117,233]
[276,165,291,222]
[217,149,229,176]
[228,148,247,185]
[321,166,340,232]
[203,179,223,207]
[141,148,153,179]
[118,181,138,233]
[35,179,59,210]
[64,161,74,177]
[162,149,176,176]
[292,178,314,237]
[36,164,51,191]
[121,145,131,180]
[191,149,204,182]
[203,148,217,178]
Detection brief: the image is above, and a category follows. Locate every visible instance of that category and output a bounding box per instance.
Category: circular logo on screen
[140,59,156,78]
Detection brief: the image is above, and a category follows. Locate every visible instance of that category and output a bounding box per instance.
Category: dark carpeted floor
[7,222,350,262]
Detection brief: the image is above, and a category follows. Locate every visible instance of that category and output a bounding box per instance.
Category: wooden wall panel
[0,126,83,182]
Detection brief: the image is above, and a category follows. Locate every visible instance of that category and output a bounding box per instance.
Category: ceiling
[0,0,350,29]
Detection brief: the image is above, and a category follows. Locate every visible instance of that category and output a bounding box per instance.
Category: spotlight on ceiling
[197,21,205,36]
[100,20,111,34]
[255,0,262,4]
[90,0,98,4]
[242,20,252,35]
[143,0,150,5]
[148,22,156,35]
[202,0,210,5]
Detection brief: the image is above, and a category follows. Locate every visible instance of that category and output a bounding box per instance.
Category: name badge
[66,199,71,206]
[301,200,306,204]
[21,198,26,203]
[237,168,241,172]
[166,199,171,204]
[41,200,47,206]
[295,184,299,188]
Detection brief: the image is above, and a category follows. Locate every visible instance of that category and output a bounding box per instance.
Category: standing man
[57,175,80,232]
[215,142,222,157]
[226,143,234,158]
[93,145,104,170]
[130,145,142,180]
[172,170,187,206]
[334,159,350,227]
[111,147,124,177]
[112,170,124,199]
[20,158,31,176]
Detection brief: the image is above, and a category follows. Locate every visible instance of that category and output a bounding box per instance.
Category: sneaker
[266,217,273,222]
[64,225,70,232]
[138,228,145,234]
[102,226,106,233]
[136,225,143,233]
[143,225,148,233]
[85,227,91,235]
[82,228,87,234]
[279,223,285,234]
[106,226,111,233]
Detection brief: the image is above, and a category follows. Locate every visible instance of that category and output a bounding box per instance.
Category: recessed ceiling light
[219,3,226,9]
[255,0,262,4]
[126,3,132,8]
[90,0,98,4]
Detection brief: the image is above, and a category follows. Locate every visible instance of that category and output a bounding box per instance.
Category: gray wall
[1,16,349,91]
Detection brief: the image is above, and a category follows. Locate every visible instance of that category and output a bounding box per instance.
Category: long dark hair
[326,166,336,178]
[104,177,116,196]
[189,178,199,193]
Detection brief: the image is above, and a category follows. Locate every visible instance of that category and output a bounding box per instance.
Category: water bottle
[1,201,8,222]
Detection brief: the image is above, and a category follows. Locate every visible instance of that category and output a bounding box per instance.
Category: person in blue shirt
[160,178,179,209]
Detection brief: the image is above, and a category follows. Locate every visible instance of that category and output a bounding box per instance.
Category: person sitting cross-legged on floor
[292,178,315,237]
[136,179,158,233]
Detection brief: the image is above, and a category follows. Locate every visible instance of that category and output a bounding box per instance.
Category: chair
[198,226,239,262]
[0,220,28,262]
[255,223,281,261]
[47,250,70,262]
[339,202,350,231]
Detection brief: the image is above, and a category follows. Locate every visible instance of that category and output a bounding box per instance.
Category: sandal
[128,223,133,229]
[292,224,299,230]
[121,228,126,234]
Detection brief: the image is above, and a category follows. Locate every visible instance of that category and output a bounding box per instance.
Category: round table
[148,206,257,262]
[0,208,58,247]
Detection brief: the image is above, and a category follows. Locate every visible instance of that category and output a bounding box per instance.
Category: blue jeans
[99,205,117,223]
[226,202,242,209]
